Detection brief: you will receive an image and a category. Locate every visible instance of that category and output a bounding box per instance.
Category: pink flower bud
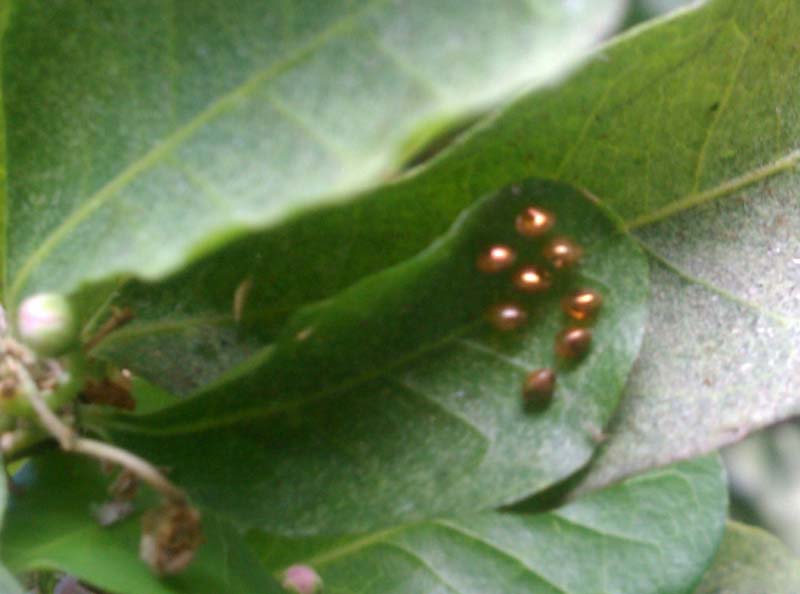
[17,293,77,356]
[282,564,322,594]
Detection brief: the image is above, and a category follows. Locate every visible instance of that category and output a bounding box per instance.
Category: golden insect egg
[562,289,603,321]
[523,368,556,409]
[543,237,583,270]
[512,265,552,293]
[486,303,528,331]
[555,327,592,359]
[515,207,555,238]
[476,244,517,273]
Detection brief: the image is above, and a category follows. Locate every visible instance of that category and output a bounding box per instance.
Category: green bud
[17,293,77,357]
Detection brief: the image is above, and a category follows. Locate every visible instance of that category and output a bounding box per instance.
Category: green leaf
[579,173,800,491]
[92,180,649,534]
[406,0,800,487]
[1,454,284,594]
[2,0,623,304]
[694,522,800,594]
[463,0,800,490]
[250,456,727,594]
[625,0,701,27]
[0,454,24,594]
[132,0,798,490]
[98,0,800,482]
[0,0,7,299]
[414,0,798,225]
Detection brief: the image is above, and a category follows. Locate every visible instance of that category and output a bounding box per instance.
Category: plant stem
[12,359,75,448]
[17,361,186,502]
[84,307,134,353]
[71,437,185,501]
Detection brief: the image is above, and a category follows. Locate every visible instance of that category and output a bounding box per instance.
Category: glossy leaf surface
[95,180,648,534]
[1,0,622,304]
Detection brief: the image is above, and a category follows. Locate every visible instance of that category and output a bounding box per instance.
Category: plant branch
[13,359,75,449]
[71,437,185,502]
[84,306,134,353]
[17,360,186,502]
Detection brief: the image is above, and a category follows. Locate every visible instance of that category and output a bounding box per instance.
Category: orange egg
[555,327,592,359]
[476,245,516,273]
[543,237,583,270]
[486,303,528,331]
[523,368,556,409]
[562,289,603,320]
[513,265,552,293]
[515,207,555,238]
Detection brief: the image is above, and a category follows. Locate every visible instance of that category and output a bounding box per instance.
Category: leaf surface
[495,0,800,489]
[0,453,24,594]
[93,180,648,534]
[98,0,800,483]
[694,522,800,594]
[581,170,800,490]
[1,0,623,304]
[1,454,283,594]
[157,0,800,489]
[250,457,727,594]
[625,0,703,27]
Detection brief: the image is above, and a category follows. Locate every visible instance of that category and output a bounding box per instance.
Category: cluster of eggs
[475,206,602,411]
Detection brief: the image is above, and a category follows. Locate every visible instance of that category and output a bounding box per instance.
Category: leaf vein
[626,149,800,230]
[388,375,492,457]
[431,520,571,594]
[690,20,750,193]
[378,542,462,593]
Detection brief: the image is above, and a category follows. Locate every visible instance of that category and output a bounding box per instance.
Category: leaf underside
[694,521,800,594]
[1,0,623,305]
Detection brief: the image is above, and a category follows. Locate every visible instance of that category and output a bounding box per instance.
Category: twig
[13,359,75,449]
[84,307,134,353]
[71,437,185,502]
[17,361,185,502]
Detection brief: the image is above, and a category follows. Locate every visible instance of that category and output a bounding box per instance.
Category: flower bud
[17,293,77,356]
[282,565,323,594]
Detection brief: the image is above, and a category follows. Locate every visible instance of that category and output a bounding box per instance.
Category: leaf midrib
[95,318,485,437]
[94,235,620,438]
[269,515,666,594]
[636,238,799,326]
